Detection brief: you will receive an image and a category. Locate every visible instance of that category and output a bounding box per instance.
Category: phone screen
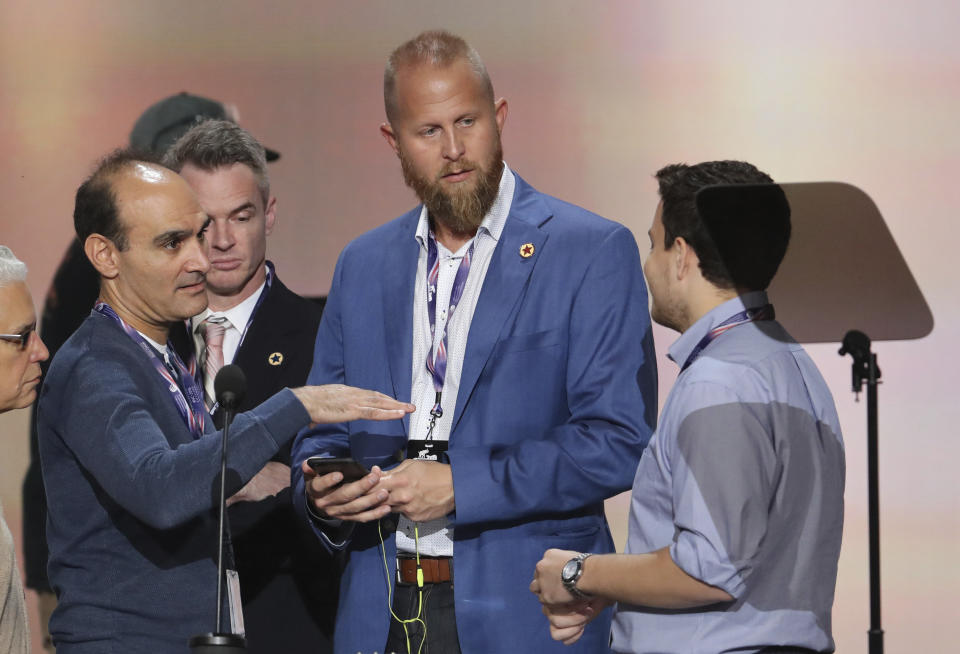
[306,457,369,483]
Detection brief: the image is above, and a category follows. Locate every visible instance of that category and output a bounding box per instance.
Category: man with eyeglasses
[0,244,50,653]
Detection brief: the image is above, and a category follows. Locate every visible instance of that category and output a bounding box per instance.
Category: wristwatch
[561,552,593,599]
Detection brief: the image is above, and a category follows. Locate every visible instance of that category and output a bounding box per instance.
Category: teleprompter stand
[697,182,933,654]
[838,331,883,653]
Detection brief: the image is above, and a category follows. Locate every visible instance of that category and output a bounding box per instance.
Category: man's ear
[673,237,697,281]
[264,195,278,236]
[84,234,120,279]
[494,97,508,134]
[380,122,400,157]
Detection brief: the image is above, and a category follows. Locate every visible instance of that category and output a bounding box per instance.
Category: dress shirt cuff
[304,494,354,548]
[669,535,745,599]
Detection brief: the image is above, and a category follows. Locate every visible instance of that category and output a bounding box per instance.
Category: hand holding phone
[302,457,391,523]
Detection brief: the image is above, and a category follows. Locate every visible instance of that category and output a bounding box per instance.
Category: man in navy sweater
[37,150,412,653]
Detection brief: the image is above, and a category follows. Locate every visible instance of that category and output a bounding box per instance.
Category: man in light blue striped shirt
[532,161,844,654]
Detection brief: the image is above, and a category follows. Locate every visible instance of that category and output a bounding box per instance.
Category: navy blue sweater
[38,312,308,653]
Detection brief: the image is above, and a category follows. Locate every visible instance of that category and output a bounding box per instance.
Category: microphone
[215,364,246,410]
[190,365,248,653]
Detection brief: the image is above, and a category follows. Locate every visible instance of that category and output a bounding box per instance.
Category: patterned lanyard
[424,231,476,437]
[186,260,275,382]
[95,302,206,439]
[680,303,775,372]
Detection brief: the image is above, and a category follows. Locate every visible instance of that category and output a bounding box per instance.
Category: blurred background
[1,1,957,650]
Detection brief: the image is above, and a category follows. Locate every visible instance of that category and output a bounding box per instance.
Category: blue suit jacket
[292,174,657,654]
[38,311,309,653]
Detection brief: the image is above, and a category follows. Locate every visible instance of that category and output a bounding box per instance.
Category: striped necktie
[201,317,230,409]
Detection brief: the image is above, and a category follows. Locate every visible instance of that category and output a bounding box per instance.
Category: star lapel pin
[519,242,535,258]
[268,352,284,366]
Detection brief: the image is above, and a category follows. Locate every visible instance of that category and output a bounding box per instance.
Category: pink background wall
[2,1,957,650]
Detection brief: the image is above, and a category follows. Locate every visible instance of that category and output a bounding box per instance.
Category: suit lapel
[231,277,284,412]
[452,176,552,432]
[382,213,422,435]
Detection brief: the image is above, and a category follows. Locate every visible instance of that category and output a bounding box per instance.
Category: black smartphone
[306,457,370,483]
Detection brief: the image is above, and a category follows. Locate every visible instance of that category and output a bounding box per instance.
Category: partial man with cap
[162,119,335,653]
[37,150,412,653]
[21,92,279,650]
[531,161,845,654]
[292,30,657,654]
[131,92,280,162]
[0,245,50,654]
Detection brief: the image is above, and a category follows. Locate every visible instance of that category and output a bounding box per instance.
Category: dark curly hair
[655,160,790,291]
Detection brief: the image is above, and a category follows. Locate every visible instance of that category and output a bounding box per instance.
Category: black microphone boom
[191,364,248,652]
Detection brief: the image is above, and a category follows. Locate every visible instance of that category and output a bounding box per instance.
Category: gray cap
[129,92,280,161]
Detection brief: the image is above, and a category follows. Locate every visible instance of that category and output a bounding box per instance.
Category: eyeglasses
[0,324,37,351]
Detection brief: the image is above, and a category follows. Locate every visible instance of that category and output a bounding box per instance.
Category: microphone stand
[839,330,883,654]
[190,384,246,653]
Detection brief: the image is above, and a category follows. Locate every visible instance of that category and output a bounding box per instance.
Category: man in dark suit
[163,121,335,653]
[38,150,412,653]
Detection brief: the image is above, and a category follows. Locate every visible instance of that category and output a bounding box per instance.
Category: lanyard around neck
[95,302,206,439]
[680,303,775,372]
[424,232,476,434]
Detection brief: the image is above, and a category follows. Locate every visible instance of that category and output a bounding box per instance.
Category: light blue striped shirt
[612,291,845,653]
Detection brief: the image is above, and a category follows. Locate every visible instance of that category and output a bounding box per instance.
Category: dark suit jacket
[172,273,334,653]
[38,311,309,653]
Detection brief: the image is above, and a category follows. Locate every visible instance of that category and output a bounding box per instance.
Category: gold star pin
[268,352,284,366]
[519,242,535,258]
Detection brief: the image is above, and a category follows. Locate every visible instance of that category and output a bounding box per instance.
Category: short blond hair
[384,30,494,123]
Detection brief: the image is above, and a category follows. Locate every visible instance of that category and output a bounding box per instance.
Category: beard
[400,140,503,237]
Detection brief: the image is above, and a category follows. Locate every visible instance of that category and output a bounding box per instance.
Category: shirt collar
[138,331,167,355]
[414,162,515,250]
[192,278,267,334]
[667,290,770,367]
[136,331,174,370]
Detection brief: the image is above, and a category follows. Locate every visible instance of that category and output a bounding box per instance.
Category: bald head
[384,30,495,124]
[76,151,210,340]
[74,149,179,251]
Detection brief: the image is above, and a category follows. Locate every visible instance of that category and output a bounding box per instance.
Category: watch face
[562,559,580,583]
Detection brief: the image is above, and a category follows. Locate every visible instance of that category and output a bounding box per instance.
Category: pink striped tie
[202,318,228,409]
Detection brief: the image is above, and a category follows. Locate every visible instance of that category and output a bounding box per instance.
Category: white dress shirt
[397,163,515,557]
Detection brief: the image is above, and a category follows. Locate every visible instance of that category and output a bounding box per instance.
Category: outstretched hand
[292,384,414,425]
